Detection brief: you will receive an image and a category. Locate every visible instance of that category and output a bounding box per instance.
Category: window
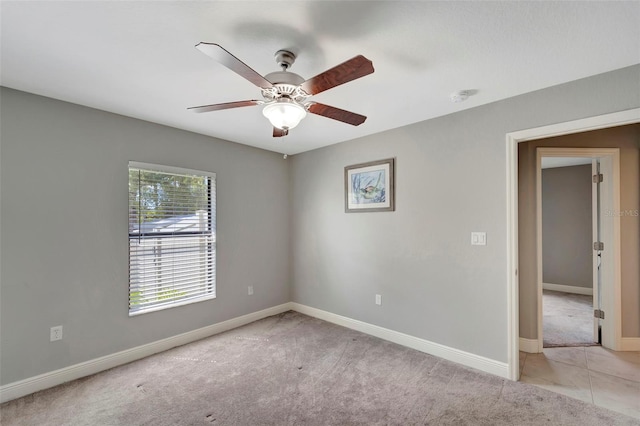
[128,162,216,315]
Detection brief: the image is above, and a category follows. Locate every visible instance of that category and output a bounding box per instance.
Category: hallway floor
[520,346,640,419]
[543,289,594,347]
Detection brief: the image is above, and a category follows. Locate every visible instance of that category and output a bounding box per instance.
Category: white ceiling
[2,1,639,155]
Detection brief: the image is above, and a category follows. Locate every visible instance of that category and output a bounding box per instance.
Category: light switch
[471,232,486,246]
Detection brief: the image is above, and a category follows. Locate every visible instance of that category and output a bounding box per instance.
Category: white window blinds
[128,162,216,315]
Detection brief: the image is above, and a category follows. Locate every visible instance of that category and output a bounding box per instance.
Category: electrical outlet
[50,325,63,342]
[375,294,382,306]
[248,285,254,296]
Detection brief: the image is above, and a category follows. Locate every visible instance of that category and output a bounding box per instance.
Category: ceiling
[2,1,639,155]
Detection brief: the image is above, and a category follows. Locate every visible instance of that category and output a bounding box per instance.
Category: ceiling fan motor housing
[264,71,304,86]
[263,71,308,103]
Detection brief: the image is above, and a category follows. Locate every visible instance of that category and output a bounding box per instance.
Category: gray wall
[0,88,291,385]
[519,124,640,339]
[2,64,639,386]
[291,65,640,363]
[542,165,593,289]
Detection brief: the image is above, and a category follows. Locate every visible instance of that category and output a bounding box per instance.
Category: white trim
[535,151,544,352]
[520,335,639,352]
[291,303,509,379]
[519,337,542,354]
[128,161,216,179]
[506,132,520,381]
[505,108,640,382]
[0,303,293,403]
[3,296,631,405]
[2,301,511,403]
[507,109,640,142]
[620,338,640,351]
[543,283,593,296]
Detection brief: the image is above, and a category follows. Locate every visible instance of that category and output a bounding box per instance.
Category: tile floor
[520,346,640,419]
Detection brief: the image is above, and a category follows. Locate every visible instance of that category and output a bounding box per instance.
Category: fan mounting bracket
[275,50,296,70]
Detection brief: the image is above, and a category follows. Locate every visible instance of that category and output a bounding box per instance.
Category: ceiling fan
[188,43,374,137]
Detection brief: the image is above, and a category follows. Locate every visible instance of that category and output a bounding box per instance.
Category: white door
[595,155,617,349]
[592,159,602,343]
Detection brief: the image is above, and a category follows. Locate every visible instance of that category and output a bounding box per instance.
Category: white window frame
[128,161,216,316]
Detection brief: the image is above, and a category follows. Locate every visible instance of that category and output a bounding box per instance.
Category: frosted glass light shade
[262,100,307,130]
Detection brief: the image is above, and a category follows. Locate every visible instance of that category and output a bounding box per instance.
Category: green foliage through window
[128,163,216,315]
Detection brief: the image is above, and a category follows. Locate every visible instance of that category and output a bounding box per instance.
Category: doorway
[535,148,620,353]
[505,108,640,381]
[539,156,595,347]
[536,151,619,349]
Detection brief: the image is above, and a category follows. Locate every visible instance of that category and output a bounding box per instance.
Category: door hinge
[593,173,603,183]
[593,241,604,251]
[594,309,605,319]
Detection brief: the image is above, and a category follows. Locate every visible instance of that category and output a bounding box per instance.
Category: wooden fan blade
[188,100,262,113]
[195,42,273,89]
[307,102,367,126]
[273,127,289,137]
[300,55,374,96]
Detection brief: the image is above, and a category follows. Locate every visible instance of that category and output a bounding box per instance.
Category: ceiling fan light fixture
[262,99,307,130]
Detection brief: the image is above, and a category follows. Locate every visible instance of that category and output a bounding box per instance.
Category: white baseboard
[543,283,593,296]
[289,303,509,379]
[2,301,517,404]
[620,337,640,351]
[0,303,293,404]
[519,337,542,353]
[519,335,639,352]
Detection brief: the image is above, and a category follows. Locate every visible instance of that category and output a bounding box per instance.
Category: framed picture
[345,158,395,212]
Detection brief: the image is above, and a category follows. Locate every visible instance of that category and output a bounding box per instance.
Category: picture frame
[345,158,395,213]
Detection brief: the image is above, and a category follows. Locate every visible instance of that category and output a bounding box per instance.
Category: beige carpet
[2,311,637,425]
[543,289,596,347]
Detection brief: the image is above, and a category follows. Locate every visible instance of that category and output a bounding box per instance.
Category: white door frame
[536,148,620,352]
[505,107,640,381]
